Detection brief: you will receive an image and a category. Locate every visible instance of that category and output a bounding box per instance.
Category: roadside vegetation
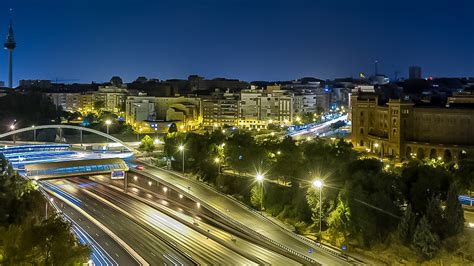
[0,158,90,264]
[162,131,472,263]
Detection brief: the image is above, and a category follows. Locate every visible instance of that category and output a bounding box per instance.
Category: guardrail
[131,166,319,265]
[139,160,362,264]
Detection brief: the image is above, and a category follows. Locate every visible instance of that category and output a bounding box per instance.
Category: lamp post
[256,173,264,214]
[105,120,112,143]
[214,157,221,177]
[374,142,382,158]
[32,125,36,141]
[178,145,185,175]
[46,197,54,218]
[312,179,323,244]
[105,119,112,135]
[9,123,15,144]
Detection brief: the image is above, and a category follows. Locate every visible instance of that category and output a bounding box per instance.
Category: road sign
[111,170,125,180]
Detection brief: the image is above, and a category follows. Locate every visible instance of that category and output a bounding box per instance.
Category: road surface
[133,162,351,265]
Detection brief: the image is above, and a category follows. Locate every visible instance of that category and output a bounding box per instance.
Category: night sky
[1,0,473,85]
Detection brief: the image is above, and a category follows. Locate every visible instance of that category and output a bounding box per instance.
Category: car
[135,165,144,170]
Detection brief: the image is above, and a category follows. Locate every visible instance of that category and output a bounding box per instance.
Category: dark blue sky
[1,0,473,85]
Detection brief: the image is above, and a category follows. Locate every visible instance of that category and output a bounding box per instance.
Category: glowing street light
[256,173,264,213]
[105,119,112,134]
[214,157,221,176]
[178,145,185,175]
[312,179,324,243]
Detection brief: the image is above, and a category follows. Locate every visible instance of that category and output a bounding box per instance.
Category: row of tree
[0,159,90,264]
[163,131,469,260]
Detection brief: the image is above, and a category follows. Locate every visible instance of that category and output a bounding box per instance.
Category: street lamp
[214,157,221,176]
[312,179,323,244]
[105,119,112,135]
[374,143,382,158]
[46,197,54,218]
[178,145,185,175]
[9,122,15,143]
[256,173,264,214]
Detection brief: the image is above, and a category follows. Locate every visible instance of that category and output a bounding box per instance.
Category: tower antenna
[4,8,16,88]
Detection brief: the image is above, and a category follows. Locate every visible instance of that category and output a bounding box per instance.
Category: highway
[44,177,275,265]
[132,163,352,265]
[288,114,348,138]
[101,179,304,265]
[43,186,139,266]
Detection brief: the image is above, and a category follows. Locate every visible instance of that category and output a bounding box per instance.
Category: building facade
[351,92,474,162]
[202,92,240,128]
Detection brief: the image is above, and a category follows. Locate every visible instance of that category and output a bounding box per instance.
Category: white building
[239,89,293,129]
[125,96,157,125]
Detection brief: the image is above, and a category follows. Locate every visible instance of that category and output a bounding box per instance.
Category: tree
[444,184,464,236]
[135,76,148,83]
[139,135,156,154]
[401,162,451,214]
[34,215,90,264]
[272,137,302,186]
[412,216,440,260]
[343,159,402,246]
[455,160,474,206]
[93,100,105,110]
[250,184,263,210]
[169,123,178,133]
[110,76,123,86]
[425,196,446,238]
[326,198,351,246]
[398,204,416,244]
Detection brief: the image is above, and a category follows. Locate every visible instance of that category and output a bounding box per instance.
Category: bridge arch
[0,125,138,153]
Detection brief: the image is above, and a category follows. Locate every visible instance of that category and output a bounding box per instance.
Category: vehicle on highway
[135,165,144,170]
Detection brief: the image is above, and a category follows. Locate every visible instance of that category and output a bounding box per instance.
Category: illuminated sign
[111,171,125,180]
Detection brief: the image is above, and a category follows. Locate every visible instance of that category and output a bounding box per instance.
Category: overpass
[25,158,129,180]
[0,124,139,153]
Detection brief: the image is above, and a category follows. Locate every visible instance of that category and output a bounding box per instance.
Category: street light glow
[178,145,184,151]
[256,173,264,182]
[214,157,220,163]
[105,119,112,125]
[374,143,379,148]
[9,124,15,130]
[312,179,323,188]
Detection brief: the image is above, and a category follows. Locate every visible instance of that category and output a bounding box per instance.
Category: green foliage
[344,159,402,247]
[398,204,416,244]
[326,198,351,246]
[271,137,302,186]
[425,196,446,238]
[35,215,90,265]
[250,184,263,210]
[455,160,474,199]
[444,184,464,236]
[0,92,59,133]
[401,162,452,214]
[412,216,440,260]
[139,135,156,153]
[0,170,90,264]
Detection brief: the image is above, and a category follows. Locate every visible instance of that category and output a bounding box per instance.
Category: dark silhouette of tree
[412,216,440,260]
[398,204,416,244]
[110,76,123,86]
[444,184,464,236]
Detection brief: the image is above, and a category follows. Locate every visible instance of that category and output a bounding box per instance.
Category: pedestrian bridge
[0,124,138,153]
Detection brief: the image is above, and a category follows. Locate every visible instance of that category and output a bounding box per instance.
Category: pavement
[44,187,139,266]
[133,160,353,265]
[44,177,279,265]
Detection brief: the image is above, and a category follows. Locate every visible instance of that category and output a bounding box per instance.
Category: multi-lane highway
[133,162,353,265]
[43,177,302,265]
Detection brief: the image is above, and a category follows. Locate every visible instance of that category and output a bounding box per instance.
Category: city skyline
[0,0,472,85]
